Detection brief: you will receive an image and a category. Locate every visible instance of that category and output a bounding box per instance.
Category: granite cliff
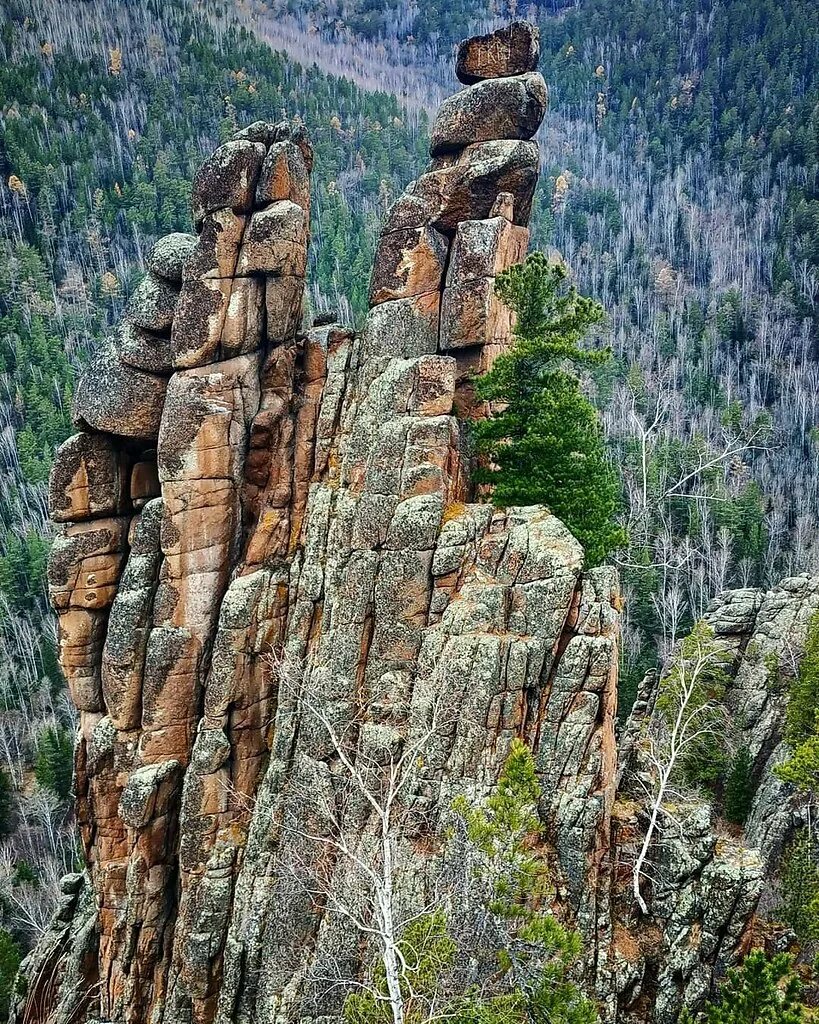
[14,23,813,1024]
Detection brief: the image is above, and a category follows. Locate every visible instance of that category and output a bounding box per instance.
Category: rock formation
[14,21,809,1024]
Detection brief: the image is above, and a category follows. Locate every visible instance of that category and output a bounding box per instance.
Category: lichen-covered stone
[191,140,266,226]
[116,320,173,374]
[125,271,180,332]
[49,432,128,523]
[360,292,440,358]
[171,276,232,369]
[413,139,540,232]
[73,339,168,439]
[369,225,449,306]
[236,200,308,277]
[430,73,547,156]
[102,499,163,730]
[455,22,540,84]
[147,232,198,282]
[183,208,246,282]
[255,139,311,209]
[48,516,130,711]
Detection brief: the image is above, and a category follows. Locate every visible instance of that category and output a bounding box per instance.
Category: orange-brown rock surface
[16,26,765,1024]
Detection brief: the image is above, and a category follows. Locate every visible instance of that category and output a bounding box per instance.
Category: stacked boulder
[28,24,624,1024]
[366,21,546,412]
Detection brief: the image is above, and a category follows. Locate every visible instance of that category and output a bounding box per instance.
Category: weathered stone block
[413,139,540,232]
[221,277,265,357]
[440,277,512,350]
[266,276,305,344]
[360,292,440,359]
[446,216,529,284]
[369,225,449,306]
[119,760,181,829]
[73,340,168,440]
[48,516,130,612]
[54,607,108,712]
[183,208,246,282]
[456,22,540,84]
[255,140,311,209]
[102,499,163,730]
[171,277,232,369]
[410,356,456,416]
[49,432,128,523]
[147,232,197,282]
[125,272,179,333]
[430,73,547,156]
[116,320,173,375]
[191,140,266,226]
[236,201,308,277]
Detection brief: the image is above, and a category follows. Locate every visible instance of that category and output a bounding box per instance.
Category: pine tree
[455,740,596,1024]
[34,725,74,802]
[779,831,819,949]
[724,746,755,826]
[344,742,596,1024]
[775,611,819,791]
[474,253,626,568]
[705,951,803,1024]
[0,929,20,1022]
[784,611,819,745]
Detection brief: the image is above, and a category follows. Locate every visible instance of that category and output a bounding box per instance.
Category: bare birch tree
[270,655,451,1024]
[631,621,731,914]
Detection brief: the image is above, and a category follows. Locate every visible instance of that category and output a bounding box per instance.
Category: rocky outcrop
[24,28,622,1024]
[608,578,819,1024]
[17,23,805,1024]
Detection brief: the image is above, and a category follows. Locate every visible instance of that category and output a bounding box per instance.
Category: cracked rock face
[18,25,799,1024]
[609,577,819,1024]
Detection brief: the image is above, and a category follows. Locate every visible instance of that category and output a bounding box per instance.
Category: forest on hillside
[0,0,818,1003]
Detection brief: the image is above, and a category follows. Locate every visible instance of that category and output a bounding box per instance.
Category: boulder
[73,339,168,440]
[369,225,449,306]
[146,232,197,282]
[455,22,540,84]
[236,201,309,277]
[119,760,181,829]
[412,139,540,232]
[255,140,311,210]
[125,272,179,333]
[232,120,283,147]
[430,73,547,156]
[49,432,128,523]
[190,140,266,226]
[115,320,173,375]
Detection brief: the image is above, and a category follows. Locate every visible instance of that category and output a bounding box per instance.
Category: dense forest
[1,0,819,1005]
